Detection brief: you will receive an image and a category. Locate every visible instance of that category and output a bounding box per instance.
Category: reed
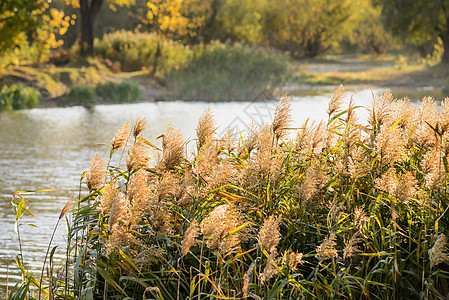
[10,86,449,299]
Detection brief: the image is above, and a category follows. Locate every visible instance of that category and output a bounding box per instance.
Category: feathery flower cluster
[85,152,107,191]
[111,121,130,151]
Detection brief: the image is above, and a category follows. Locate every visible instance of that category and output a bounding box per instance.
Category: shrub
[0,84,40,110]
[65,85,95,105]
[95,30,193,74]
[95,81,142,103]
[167,41,289,100]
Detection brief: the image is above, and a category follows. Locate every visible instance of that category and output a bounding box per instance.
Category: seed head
[85,152,107,191]
[111,121,130,151]
[132,117,147,138]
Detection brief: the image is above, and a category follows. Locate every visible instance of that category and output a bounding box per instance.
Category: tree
[0,0,72,63]
[67,0,132,57]
[263,0,354,58]
[0,0,42,53]
[381,0,449,64]
[143,0,205,75]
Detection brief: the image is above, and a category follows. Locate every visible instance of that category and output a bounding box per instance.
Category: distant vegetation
[1,0,449,108]
[0,84,40,111]
[10,86,449,299]
[167,42,288,100]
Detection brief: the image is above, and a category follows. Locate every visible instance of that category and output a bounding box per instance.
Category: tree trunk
[203,0,221,43]
[150,41,161,77]
[79,0,103,57]
[441,30,449,64]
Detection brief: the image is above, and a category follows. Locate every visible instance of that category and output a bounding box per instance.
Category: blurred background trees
[1,0,449,67]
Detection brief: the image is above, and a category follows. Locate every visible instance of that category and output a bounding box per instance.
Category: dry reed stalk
[244,122,259,155]
[132,116,147,138]
[196,107,215,152]
[111,121,130,151]
[260,252,281,283]
[272,95,292,141]
[85,153,107,191]
[156,172,178,202]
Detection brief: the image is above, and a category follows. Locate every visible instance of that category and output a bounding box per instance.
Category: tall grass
[167,41,289,101]
[0,84,40,111]
[10,85,449,299]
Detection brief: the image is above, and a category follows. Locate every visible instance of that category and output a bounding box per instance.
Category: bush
[167,41,289,101]
[0,84,40,110]
[95,30,193,74]
[65,85,95,105]
[95,81,142,103]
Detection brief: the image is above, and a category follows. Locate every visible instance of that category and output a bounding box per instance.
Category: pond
[0,86,445,296]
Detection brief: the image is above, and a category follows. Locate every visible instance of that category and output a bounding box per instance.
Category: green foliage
[0,0,41,53]
[264,0,355,57]
[95,81,142,102]
[213,0,267,43]
[0,84,40,111]
[381,0,449,63]
[94,30,193,73]
[168,41,289,100]
[65,85,95,105]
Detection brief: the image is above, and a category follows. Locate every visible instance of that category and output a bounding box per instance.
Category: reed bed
[10,85,449,299]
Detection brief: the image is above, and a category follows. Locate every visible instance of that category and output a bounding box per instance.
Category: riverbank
[1,54,449,110]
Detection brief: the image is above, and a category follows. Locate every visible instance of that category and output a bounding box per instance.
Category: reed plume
[127,169,152,225]
[109,192,128,230]
[343,232,361,259]
[242,263,255,297]
[99,179,119,215]
[181,220,200,257]
[369,90,392,129]
[243,122,259,155]
[327,84,345,117]
[316,233,338,262]
[258,215,281,255]
[196,107,215,151]
[272,95,292,141]
[126,138,150,172]
[283,250,303,272]
[111,121,130,151]
[158,123,185,170]
[429,234,449,268]
[132,116,147,138]
[200,204,246,256]
[85,152,107,191]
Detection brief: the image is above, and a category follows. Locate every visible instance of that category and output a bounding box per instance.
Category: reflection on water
[0,86,446,296]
